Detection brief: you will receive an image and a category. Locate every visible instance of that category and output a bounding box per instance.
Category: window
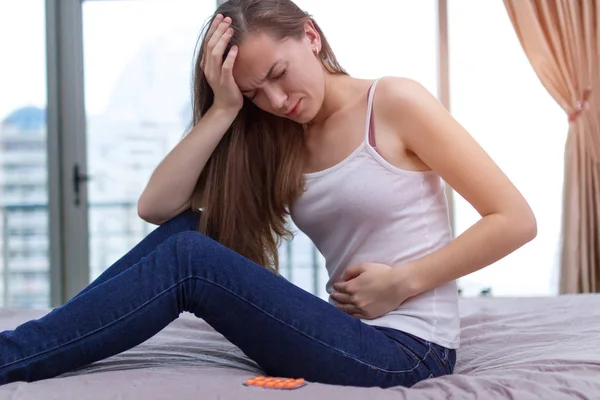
[448,0,567,297]
[0,0,50,308]
[82,0,217,280]
[292,0,438,93]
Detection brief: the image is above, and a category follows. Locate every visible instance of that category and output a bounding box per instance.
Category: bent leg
[165,232,454,387]
[66,209,200,304]
[0,231,451,388]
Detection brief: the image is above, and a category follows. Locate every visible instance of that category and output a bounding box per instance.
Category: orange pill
[243,375,307,390]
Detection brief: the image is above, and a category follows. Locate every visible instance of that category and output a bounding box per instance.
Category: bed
[1,294,599,399]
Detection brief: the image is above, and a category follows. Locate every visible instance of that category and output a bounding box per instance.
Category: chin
[296,115,314,124]
[295,102,318,124]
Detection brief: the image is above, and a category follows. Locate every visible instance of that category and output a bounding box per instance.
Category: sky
[0,1,47,120]
[0,0,215,119]
[0,0,439,119]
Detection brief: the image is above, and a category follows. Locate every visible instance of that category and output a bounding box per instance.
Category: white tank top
[290,79,460,349]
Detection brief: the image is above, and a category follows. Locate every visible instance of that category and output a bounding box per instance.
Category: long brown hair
[189,0,346,272]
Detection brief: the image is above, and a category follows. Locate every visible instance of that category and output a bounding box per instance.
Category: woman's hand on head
[202,14,244,115]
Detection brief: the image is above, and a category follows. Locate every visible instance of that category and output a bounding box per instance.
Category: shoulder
[371,76,453,147]
[373,76,443,120]
[373,76,431,98]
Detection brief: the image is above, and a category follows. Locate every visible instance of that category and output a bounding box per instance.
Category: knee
[166,231,223,278]
[170,230,214,253]
[161,209,200,232]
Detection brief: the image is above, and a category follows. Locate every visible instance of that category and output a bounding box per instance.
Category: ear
[303,19,321,52]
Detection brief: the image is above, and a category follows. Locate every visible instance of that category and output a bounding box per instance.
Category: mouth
[284,99,301,118]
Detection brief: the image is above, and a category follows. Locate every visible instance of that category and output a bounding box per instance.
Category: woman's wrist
[207,104,240,124]
[391,263,425,301]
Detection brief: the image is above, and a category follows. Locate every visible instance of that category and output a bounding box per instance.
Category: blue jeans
[0,210,456,388]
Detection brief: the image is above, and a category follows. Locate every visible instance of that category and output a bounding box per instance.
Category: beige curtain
[503,1,600,293]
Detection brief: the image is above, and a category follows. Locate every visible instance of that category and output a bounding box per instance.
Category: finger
[336,303,360,315]
[200,51,207,70]
[222,45,238,74]
[333,282,356,294]
[212,27,234,61]
[207,17,232,51]
[342,264,365,281]
[335,282,356,295]
[206,13,224,42]
[201,14,224,69]
[330,291,353,304]
[204,20,232,75]
[332,281,348,293]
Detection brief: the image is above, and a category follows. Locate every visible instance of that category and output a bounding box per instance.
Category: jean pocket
[393,340,422,363]
[427,344,452,375]
[379,329,428,358]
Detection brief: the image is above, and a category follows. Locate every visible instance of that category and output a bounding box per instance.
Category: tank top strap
[364,78,382,149]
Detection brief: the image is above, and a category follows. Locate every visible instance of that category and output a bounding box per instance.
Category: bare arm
[138,14,243,225]
[137,107,237,225]
[331,78,537,319]
[380,77,537,296]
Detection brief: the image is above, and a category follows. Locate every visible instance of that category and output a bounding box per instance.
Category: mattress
[0,294,599,399]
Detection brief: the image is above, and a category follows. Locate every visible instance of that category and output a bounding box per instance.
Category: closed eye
[246,69,287,101]
[275,69,287,79]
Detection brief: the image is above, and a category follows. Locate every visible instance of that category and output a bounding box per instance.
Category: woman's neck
[308,74,361,127]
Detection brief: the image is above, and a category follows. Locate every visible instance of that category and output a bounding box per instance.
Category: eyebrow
[239,62,279,93]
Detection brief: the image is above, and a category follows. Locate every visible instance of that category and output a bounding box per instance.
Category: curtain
[503,0,600,293]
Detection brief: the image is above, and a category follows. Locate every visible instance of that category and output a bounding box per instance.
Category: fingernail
[215,13,223,20]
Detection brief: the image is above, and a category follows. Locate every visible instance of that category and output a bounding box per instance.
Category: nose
[263,85,287,111]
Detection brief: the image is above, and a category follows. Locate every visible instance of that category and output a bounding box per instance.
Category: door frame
[46,0,89,306]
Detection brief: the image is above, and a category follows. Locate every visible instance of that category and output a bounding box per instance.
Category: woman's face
[232,23,325,124]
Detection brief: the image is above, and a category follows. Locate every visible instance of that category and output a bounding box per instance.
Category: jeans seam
[427,342,446,372]
[432,344,443,371]
[0,279,191,371]
[2,275,422,375]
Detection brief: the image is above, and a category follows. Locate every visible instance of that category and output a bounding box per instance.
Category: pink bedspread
[1,294,599,399]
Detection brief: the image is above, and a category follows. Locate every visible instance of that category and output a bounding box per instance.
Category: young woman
[0,0,536,389]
